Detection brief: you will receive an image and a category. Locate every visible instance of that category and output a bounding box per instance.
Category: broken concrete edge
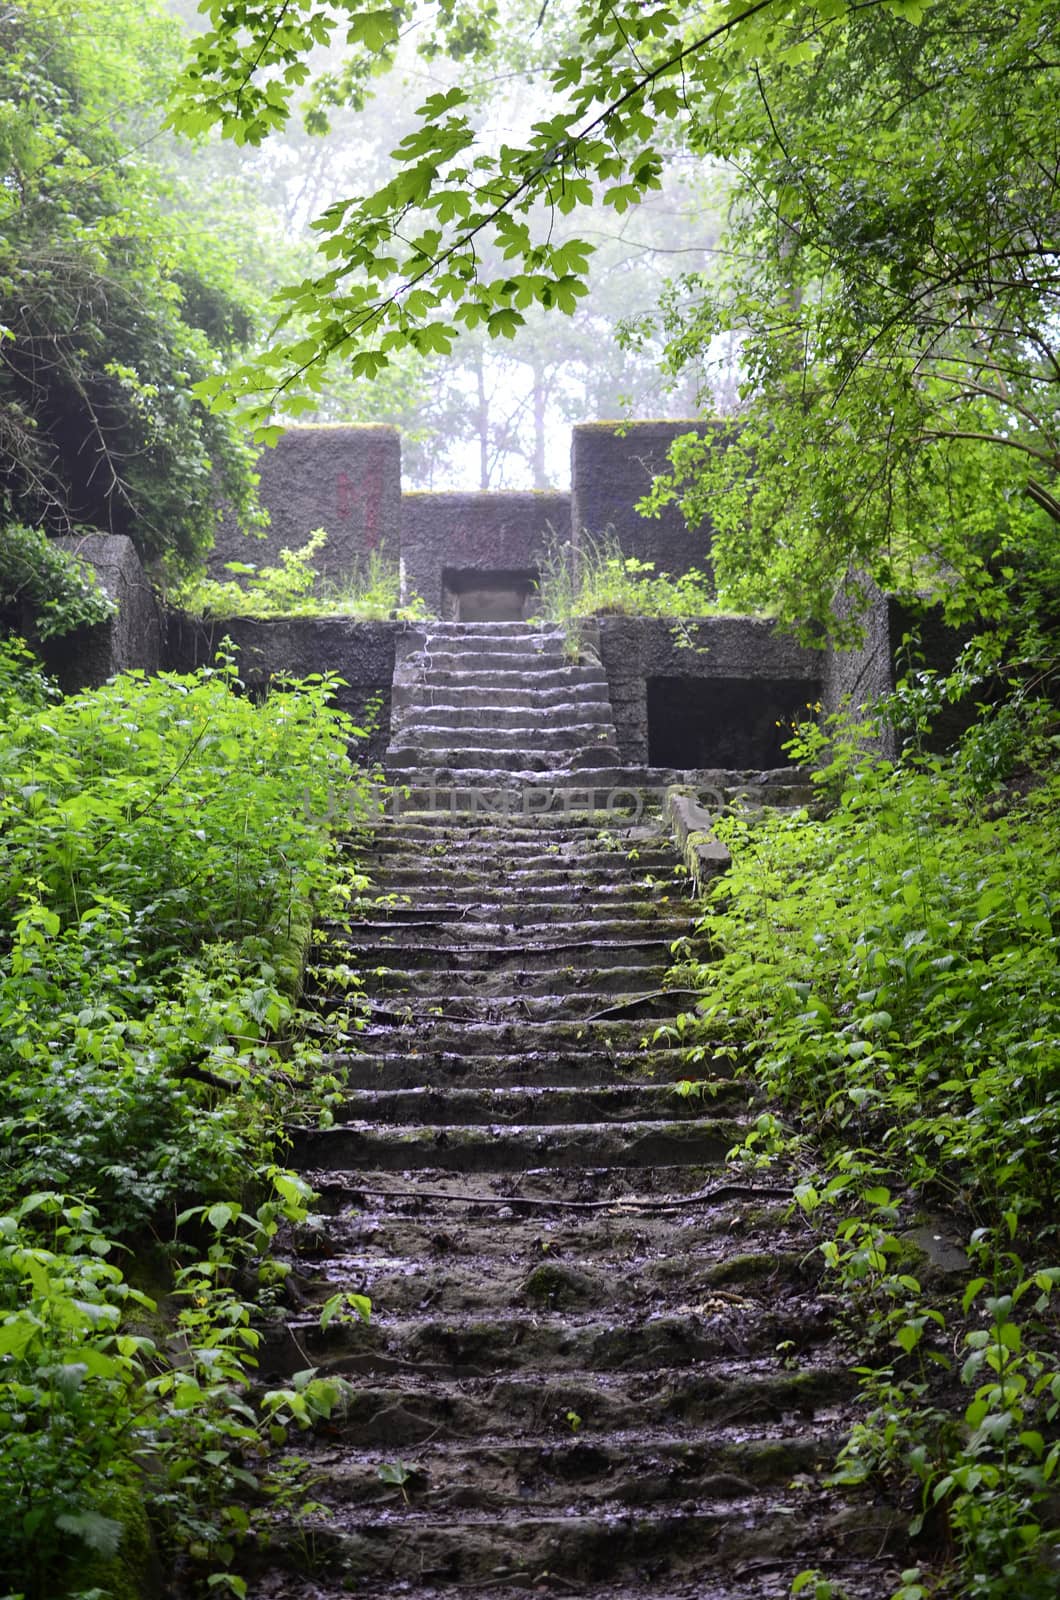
[665,786,732,892]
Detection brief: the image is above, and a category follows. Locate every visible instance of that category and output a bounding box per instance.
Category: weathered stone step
[394,721,618,751]
[267,1358,852,1442]
[394,701,616,731]
[271,1493,894,1588]
[287,1116,746,1173]
[326,1045,708,1090]
[343,841,681,872]
[386,746,623,773]
[411,624,567,649]
[350,815,668,845]
[346,881,688,912]
[331,938,690,974]
[267,1297,834,1378]
[329,1082,742,1127]
[358,963,672,1000]
[331,912,695,943]
[395,684,612,713]
[415,664,609,691]
[293,1242,812,1320]
[328,993,701,1029]
[338,1015,698,1056]
[411,648,574,673]
[381,771,812,802]
[301,1428,840,1511]
[297,1199,803,1264]
[358,856,686,883]
[336,988,701,1025]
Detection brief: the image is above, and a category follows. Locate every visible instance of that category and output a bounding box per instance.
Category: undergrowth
[174,529,428,620]
[533,530,719,625]
[0,638,378,1598]
[665,657,1060,1599]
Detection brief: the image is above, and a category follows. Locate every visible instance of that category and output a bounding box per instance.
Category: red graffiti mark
[336,471,353,520]
[364,454,381,550]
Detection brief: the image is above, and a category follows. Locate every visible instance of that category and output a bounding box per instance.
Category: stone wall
[208,425,402,592]
[166,614,400,762]
[42,534,162,693]
[570,421,719,580]
[821,580,969,755]
[401,491,569,616]
[597,616,821,765]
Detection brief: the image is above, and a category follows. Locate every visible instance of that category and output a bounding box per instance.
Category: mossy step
[265,1299,836,1379]
[325,1044,711,1089]
[289,1244,817,1321]
[283,1429,839,1513]
[358,963,673,1000]
[329,1081,744,1127]
[330,938,691,974]
[256,1358,852,1445]
[287,1115,747,1173]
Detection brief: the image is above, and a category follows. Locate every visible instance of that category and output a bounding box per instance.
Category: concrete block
[570,420,720,578]
[44,534,161,692]
[401,491,570,617]
[209,425,401,591]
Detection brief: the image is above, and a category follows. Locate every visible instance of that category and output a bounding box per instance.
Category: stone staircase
[257,624,902,1599]
[387,620,623,775]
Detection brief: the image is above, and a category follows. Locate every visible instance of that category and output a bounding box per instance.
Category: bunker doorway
[442,568,540,623]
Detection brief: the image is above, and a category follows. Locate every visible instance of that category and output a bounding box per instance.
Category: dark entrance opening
[647,677,818,768]
[442,568,540,622]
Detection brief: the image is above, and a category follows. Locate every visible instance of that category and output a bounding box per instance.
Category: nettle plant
[665,687,1060,1598]
[0,642,379,1594]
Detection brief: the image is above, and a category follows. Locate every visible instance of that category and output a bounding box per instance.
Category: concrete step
[394,701,616,731]
[390,722,619,752]
[415,665,608,691]
[325,1046,711,1090]
[385,746,623,773]
[287,1116,746,1172]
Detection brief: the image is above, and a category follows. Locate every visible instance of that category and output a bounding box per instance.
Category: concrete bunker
[647,675,813,768]
[442,567,540,622]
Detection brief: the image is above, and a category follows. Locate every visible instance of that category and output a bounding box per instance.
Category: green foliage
[0,0,261,577]
[0,640,377,1595]
[0,524,116,639]
[170,0,1057,635]
[534,532,718,625]
[671,696,1060,1596]
[175,532,430,620]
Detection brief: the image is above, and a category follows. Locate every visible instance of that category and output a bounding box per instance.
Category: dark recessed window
[647,676,818,768]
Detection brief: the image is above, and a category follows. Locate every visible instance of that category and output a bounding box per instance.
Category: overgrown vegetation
[0,0,264,578]
[0,524,116,640]
[174,531,429,621]
[0,639,376,1598]
[667,654,1060,1598]
[533,532,718,625]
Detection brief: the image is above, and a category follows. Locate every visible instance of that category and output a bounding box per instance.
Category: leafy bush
[534,531,718,624]
[176,530,429,620]
[0,522,116,638]
[670,699,1060,1598]
[0,640,377,1595]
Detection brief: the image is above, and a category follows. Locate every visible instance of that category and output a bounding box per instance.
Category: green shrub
[0,523,116,638]
[533,530,719,624]
[175,530,429,620]
[0,641,376,1595]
